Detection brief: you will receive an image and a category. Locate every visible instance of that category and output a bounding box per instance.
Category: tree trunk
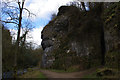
[13,1,24,78]
[81,2,86,11]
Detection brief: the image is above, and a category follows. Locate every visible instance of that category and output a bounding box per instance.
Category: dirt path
[40,68,96,78]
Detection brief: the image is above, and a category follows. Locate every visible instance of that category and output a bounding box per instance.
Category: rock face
[103,3,120,68]
[41,3,120,70]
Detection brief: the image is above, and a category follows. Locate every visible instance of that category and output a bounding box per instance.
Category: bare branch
[4,11,19,22]
[23,8,36,17]
[4,2,19,10]
[6,12,13,18]
[20,30,28,41]
[21,0,25,9]
[0,20,18,25]
[8,18,19,20]
[17,0,21,9]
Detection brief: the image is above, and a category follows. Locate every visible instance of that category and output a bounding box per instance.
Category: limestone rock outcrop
[41,3,120,70]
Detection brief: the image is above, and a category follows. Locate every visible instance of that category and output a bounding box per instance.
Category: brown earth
[40,68,97,78]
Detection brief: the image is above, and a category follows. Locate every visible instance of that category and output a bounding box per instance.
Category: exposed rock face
[41,3,120,69]
[41,12,69,68]
[103,3,120,68]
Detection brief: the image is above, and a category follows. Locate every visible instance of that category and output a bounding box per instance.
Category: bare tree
[81,2,86,11]
[1,0,35,78]
[66,0,86,11]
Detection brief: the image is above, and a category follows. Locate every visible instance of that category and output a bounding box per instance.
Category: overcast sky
[9,0,73,48]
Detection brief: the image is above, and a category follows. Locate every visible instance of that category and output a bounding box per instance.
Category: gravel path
[40,68,96,78]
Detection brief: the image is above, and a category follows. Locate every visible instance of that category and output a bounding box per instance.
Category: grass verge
[19,70,47,78]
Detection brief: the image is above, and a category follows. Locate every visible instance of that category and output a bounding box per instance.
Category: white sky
[25,0,73,19]
[9,0,73,48]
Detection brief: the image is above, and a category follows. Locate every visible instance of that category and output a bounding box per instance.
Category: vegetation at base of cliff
[105,52,119,69]
[83,67,119,78]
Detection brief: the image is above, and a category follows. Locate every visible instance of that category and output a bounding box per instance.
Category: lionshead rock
[41,4,120,69]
